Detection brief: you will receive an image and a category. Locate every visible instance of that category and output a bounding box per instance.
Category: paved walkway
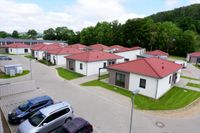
[71,72,108,84]
[176,78,200,91]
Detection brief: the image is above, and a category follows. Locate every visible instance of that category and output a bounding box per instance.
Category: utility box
[4,64,23,76]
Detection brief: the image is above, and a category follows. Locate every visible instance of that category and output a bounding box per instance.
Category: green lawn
[81,80,200,110]
[56,67,84,80]
[24,55,35,59]
[99,74,109,80]
[38,59,55,66]
[194,64,200,69]
[0,70,30,79]
[169,55,186,61]
[181,76,200,81]
[186,82,200,88]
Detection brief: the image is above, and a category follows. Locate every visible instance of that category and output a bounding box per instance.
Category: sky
[0,0,200,33]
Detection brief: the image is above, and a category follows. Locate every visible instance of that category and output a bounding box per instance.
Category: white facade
[67,58,123,76]
[8,48,31,54]
[33,50,44,60]
[115,49,145,61]
[50,54,69,65]
[128,70,181,99]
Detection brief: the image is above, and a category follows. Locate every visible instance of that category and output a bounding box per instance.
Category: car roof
[28,95,52,105]
[63,117,90,132]
[40,101,70,116]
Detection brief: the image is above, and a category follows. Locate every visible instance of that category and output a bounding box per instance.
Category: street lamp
[129,89,140,133]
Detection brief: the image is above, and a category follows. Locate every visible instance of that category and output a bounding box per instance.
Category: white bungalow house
[108,57,182,99]
[47,47,83,65]
[31,44,62,60]
[4,43,31,54]
[113,46,146,61]
[65,51,124,76]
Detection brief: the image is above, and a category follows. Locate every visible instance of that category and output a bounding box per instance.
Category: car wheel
[65,117,72,123]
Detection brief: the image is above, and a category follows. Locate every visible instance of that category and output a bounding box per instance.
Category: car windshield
[28,111,45,127]
[18,101,30,111]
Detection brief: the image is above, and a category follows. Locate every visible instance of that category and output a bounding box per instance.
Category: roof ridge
[143,58,161,78]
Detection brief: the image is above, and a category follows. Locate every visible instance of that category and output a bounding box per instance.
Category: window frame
[115,73,126,88]
[139,78,146,89]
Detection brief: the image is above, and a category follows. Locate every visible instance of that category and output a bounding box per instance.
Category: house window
[24,49,28,53]
[80,63,83,70]
[10,49,12,52]
[139,78,146,89]
[124,58,129,62]
[169,76,172,84]
[103,62,106,68]
[115,73,125,88]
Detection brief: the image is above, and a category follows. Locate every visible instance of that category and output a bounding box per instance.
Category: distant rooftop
[0,38,67,44]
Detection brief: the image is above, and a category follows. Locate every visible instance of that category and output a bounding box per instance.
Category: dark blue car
[8,95,53,124]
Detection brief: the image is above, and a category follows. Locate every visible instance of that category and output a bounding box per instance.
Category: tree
[80,26,96,45]
[43,28,56,40]
[27,29,37,39]
[12,30,19,38]
[0,31,9,38]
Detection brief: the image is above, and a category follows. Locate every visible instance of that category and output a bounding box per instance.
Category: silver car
[18,101,74,133]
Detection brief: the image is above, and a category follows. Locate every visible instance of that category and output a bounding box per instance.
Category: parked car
[50,117,93,133]
[0,56,12,60]
[18,101,74,133]
[8,96,53,124]
[174,60,187,68]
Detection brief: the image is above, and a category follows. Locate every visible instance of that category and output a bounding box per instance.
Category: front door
[68,60,75,71]
[172,73,177,84]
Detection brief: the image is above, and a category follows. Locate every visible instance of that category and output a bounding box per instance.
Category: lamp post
[129,89,140,133]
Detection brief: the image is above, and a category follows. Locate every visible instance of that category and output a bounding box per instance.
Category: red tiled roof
[146,50,169,56]
[89,44,111,51]
[189,52,200,57]
[48,47,83,55]
[108,58,181,78]
[67,44,87,49]
[110,45,125,49]
[32,43,62,51]
[3,43,30,48]
[65,51,123,62]
[31,43,46,50]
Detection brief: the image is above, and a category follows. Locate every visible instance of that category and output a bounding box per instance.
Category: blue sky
[17,0,195,15]
[0,0,200,32]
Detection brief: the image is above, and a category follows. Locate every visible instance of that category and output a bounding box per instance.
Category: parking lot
[1,55,200,133]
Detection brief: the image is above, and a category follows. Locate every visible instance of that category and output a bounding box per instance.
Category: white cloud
[165,0,180,10]
[188,0,200,4]
[0,0,145,33]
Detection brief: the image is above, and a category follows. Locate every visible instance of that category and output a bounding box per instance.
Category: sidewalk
[176,78,200,92]
[71,72,108,84]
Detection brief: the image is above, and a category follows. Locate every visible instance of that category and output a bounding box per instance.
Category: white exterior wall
[156,75,172,99]
[75,61,87,75]
[116,58,124,63]
[50,54,69,65]
[115,49,143,61]
[8,48,31,54]
[34,50,44,60]
[128,69,181,99]
[74,60,108,76]
[87,61,108,76]
[128,73,158,99]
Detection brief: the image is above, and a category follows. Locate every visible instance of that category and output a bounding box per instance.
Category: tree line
[1,4,200,57]
[0,29,38,39]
